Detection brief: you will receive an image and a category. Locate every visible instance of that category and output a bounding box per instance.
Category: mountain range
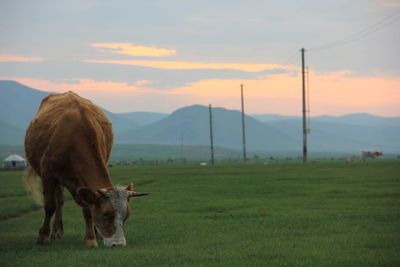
[1,80,399,154]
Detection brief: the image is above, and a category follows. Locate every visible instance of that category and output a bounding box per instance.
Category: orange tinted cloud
[90,43,176,57]
[0,78,143,94]
[170,73,298,98]
[0,77,185,113]
[0,54,44,62]
[383,1,400,7]
[169,71,400,115]
[84,59,295,72]
[3,71,400,116]
[133,80,153,86]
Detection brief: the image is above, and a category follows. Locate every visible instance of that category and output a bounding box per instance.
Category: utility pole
[209,104,215,166]
[240,84,247,162]
[301,48,308,164]
[180,129,184,159]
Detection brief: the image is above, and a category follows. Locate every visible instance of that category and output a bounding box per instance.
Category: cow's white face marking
[102,187,129,248]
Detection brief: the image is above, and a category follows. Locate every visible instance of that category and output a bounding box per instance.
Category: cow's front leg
[82,207,98,247]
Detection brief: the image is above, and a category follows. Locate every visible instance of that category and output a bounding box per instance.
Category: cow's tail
[24,166,43,206]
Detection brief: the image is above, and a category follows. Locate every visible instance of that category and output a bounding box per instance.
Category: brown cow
[24,91,148,248]
[362,150,383,160]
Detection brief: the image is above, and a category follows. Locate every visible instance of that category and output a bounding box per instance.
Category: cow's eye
[103,212,113,219]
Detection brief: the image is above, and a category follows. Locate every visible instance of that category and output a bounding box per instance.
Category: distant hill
[117,112,168,126]
[263,117,400,153]
[0,80,51,129]
[1,80,399,154]
[0,121,25,145]
[102,110,142,134]
[0,80,142,144]
[251,114,299,122]
[0,80,52,144]
[117,105,298,151]
[310,113,400,127]
[252,113,400,127]
[118,106,400,153]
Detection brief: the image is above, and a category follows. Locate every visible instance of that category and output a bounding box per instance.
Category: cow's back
[25,92,113,181]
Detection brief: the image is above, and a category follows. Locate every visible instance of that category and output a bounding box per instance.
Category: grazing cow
[361,150,383,160]
[24,92,148,248]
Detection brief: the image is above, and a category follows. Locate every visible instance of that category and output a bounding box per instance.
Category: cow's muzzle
[104,235,126,248]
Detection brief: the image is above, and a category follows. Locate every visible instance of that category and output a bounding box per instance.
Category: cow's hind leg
[37,178,56,245]
[82,207,98,247]
[51,184,64,239]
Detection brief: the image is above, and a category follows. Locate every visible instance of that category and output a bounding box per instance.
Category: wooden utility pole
[240,84,247,162]
[180,129,184,159]
[209,104,215,166]
[301,48,308,164]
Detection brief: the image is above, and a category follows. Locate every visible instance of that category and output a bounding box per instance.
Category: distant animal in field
[361,150,383,160]
[24,92,148,248]
[345,155,359,163]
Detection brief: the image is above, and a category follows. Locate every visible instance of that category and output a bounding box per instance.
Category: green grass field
[0,161,399,266]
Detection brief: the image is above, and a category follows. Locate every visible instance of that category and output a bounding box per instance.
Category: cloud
[0,77,145,94]
[383,1,400,7]
[90,43,176,57]
[133,80,153,86]
[0,77,187,113]
[83,59,296,73]
[168,70,400,115]
[0,54,44,63]
[3,71,400,116]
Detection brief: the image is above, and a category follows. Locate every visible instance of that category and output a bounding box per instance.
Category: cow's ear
[77,188,98,205]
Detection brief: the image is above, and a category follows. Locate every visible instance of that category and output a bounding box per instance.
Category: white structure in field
[3,154,27,170]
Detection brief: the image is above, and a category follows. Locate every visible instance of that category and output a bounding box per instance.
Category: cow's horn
[97,188,110,197]
[129,192,149,198]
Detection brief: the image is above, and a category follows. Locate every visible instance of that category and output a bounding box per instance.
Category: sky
[0,0,399,116]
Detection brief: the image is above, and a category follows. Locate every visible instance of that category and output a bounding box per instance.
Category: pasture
[0,161,399,266]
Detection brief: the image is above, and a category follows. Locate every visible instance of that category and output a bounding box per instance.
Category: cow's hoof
[85,239,98,248]
[37,236,50,245]
[51,229,64,239]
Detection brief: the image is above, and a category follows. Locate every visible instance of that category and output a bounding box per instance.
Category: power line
[308,9,400,51]
[283,50,300,66]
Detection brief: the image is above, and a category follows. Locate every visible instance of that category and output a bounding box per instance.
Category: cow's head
[77,184,148,247]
